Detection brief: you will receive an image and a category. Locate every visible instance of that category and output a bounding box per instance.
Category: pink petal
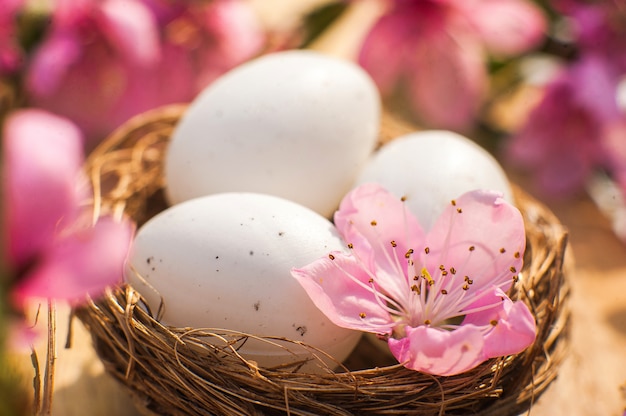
[201,0,265,63]
[291,253,394,334]
[463,289,537,358]
[54,0,93,25]
[388,325,487,376]
[461,0,547,56]
[1,0,24,14]
[2,109,86,266]
[423,190,525,294]
[506,61,609,197]
[358,10,412,94]
[462,287,536,357]
[6,319,40,352]
[406,25,487,131]
[570,56,622,124]
[98,0,160,65]
[482,300,536,357]
[12,217,134,305]
[26,32,82,96]
[335,183,425,261]
[0,0,25,73]
[192,4,266,91]
[334,183,425,302]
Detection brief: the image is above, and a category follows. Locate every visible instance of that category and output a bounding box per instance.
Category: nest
[75,104,571,416]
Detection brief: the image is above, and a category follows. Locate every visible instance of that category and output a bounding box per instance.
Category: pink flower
[25,0,264,148]
[24,0,161,146]
[358,0,546,131]
[141,0,266,92]
[292,183,536,376]
[0,0,25,74]
[506,1,626,199]
[507,55,624,197]
[553,0,626,72]
[2,109,134,305]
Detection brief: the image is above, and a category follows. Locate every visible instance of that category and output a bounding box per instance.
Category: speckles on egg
[125,192,362,369]
[294,325,308,337]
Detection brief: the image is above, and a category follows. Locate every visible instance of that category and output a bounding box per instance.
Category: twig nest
[77,106,571,416]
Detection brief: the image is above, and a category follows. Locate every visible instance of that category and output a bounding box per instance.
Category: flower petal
[2,109,86,267]
[291,252,394,334]
[505,59,612,197]
[406,25,486,131]
[462,288,537,357]
[6,318,40,352]
[388,324,487,376]
[357,9,411,95]
[26,32,82,96]
[461,0,546,56]
[334,183,425,303]
[12,217,134,305]
[484,300,536,357]
[423,190,525,295]
[98,0,160,65]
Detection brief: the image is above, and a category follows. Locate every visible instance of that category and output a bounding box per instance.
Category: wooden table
[7,1,626,415]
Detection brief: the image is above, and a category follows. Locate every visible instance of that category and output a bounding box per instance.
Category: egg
[164,50,381,218]
[355,130,513,230]
[126,192,361,369]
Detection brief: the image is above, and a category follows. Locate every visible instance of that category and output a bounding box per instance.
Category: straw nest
[75,104,571,416]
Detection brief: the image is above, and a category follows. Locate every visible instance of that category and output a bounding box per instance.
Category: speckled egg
[125,192,361,369]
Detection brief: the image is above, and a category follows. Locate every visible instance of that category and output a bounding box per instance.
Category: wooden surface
[6,1,626,415]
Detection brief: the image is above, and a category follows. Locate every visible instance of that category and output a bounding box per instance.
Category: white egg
[355,130,513,230]
[126,193,361,369]
[165,50,381,218]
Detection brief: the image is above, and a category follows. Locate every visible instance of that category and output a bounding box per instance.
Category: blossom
[506,1,626,198]
[2,109,134,305]
[24,0,264,148]
[552,0,626,72]
[141,0,266,92]
[357,0,546,131]
[292,183,536,376]
[507,56,623,196]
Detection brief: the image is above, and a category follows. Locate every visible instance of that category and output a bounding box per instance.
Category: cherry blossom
[24,0,264,148]
[507,1,626,198]
[358,0,546,131]
[2,109,133,306]
[292,183,536,376]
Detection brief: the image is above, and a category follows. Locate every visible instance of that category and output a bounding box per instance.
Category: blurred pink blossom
[507,1,626,198]
[292,183,535,376]
[25,0,265,149]
[358,0,546,131]
[553,0,626,71]
[507,56,623,196]
[0,0,25,74]
[2,109,133,306]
